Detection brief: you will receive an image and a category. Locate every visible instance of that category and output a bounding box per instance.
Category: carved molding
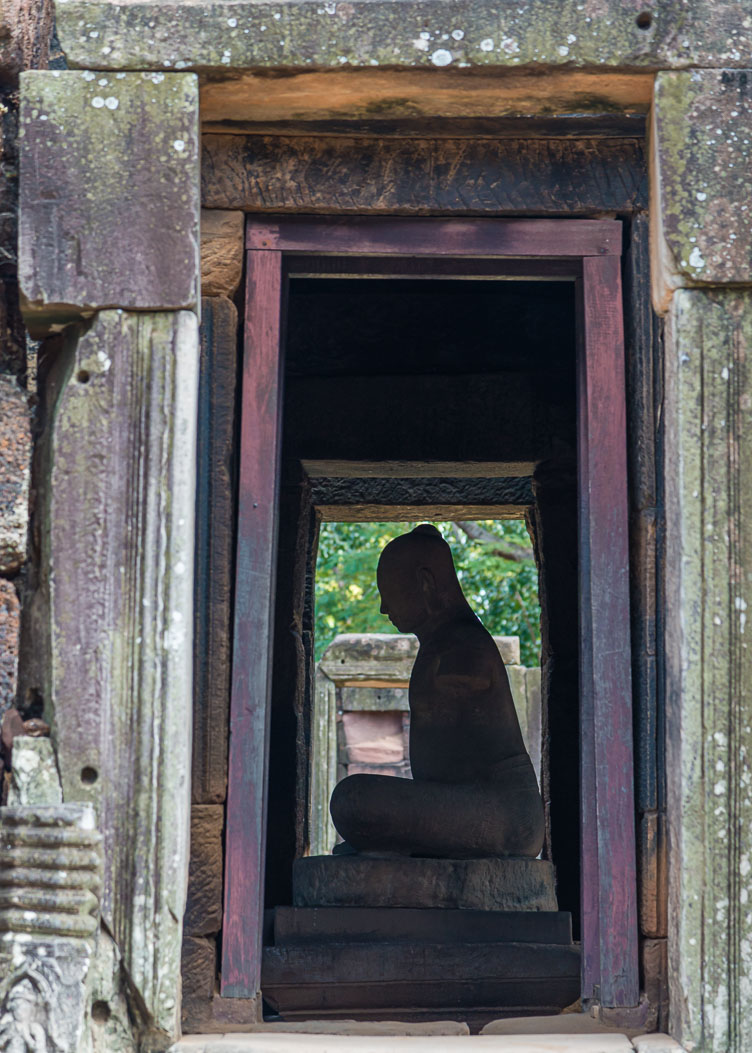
[0,805,101,940]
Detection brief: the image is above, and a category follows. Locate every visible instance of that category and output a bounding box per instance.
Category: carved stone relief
[0,805,101,1053]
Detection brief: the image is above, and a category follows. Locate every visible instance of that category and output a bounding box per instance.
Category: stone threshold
[173,1033,682,1052]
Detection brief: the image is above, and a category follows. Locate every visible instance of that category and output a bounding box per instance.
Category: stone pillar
[17,70,200,1047]
[653,70,752,1053]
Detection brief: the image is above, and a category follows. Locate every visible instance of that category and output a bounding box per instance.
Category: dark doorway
[222,218,638,1014]
[266,277,581,941]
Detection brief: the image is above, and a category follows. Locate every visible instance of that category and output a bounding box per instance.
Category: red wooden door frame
[222,217,638,1009]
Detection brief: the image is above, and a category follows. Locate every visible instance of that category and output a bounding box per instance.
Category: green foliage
[315,520,541,666]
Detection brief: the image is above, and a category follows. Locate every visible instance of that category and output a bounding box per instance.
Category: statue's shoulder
[445,613,498,651]
[433,618,496,688]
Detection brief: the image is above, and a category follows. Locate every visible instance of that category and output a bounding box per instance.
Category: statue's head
[377,525,465,634]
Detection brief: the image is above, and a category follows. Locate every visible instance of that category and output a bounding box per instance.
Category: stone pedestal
[293,855,558,911]
[262,856,577,1026]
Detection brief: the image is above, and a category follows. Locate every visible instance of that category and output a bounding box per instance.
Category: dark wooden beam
[222,249,285,998]
[311,475,533,501]
[577,253,638,1007]
[202,135,647,216]
[192,296,237,805]
[248,216,619,257]
[202,115,647,140]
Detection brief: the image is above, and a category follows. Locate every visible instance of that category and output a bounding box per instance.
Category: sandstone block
[320,632,519,682]
[53,0,752,75]
[0,579,19,714]
[0,376,30,573]
[201,211,243,298]
[652,70,752,310]
[481,1016,634,1036]
[341,711,404,765]
[633,1034,682,1053]
[293,856,558,911]
[641,938,668,1035]
[181,935,216,1002]
[19,71,200,334]
[0,11,22,78]
[340,686,409,712]
[247,1021,470,1036]
[7,735,62,805]
[184,805,223,936]
[87,928,139,1053]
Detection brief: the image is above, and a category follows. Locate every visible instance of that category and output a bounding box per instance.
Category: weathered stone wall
[5,0,752,1049]
[0,0,54,731]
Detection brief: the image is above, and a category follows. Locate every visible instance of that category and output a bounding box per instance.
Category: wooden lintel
[203,134,647,216]
[202,116,647,140]
[199,69,653,128]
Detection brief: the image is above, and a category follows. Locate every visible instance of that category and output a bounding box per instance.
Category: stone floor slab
[172,1034,637,1052]
[631,1037,683,1053]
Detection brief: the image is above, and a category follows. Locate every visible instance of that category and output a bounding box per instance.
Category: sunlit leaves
[315,520,541,666]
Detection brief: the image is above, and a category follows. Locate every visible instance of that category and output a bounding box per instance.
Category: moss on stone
[54,0,752,75]
[57,0,664,73]
[654,70,752,286]
[19,71,200,332]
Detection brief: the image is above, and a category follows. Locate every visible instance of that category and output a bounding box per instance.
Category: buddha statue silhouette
[330,524,544,859]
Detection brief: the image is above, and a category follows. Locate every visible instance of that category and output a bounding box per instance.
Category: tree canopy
[315,519,541,667]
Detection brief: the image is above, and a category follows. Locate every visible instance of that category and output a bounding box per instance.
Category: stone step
[269,907,572,946]
[261,940,581,1017]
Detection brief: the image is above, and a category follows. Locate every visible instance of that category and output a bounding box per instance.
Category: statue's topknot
[412,524,443,539]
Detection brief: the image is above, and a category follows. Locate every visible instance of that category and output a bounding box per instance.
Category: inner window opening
[313,516,543,837]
